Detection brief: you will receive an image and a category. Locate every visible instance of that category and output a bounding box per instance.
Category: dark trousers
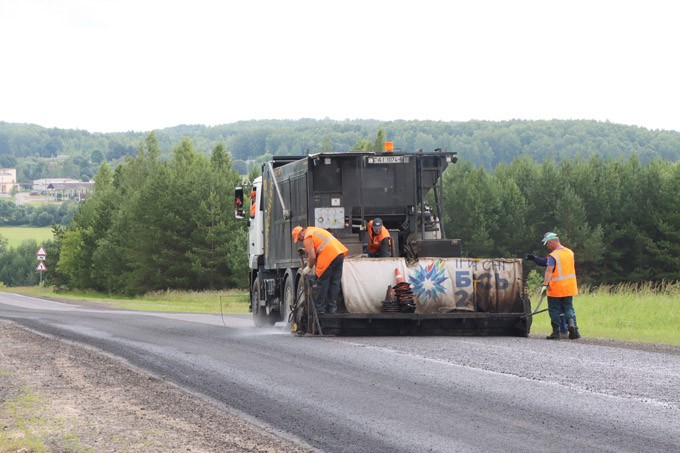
[315,254,344,314]
[558,304,577,333]
[548,296,577,328]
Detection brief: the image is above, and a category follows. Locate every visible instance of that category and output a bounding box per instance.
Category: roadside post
[36,245,47,285]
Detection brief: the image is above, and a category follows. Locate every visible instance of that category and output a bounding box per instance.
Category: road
[1,292,679,453]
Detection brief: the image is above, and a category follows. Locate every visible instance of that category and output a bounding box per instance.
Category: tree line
[0,236,48,286]
[443,155,680,284]
[2,130,680,291]
[0,200,78,226]
[3,119,680,184]
[44,133,247,295]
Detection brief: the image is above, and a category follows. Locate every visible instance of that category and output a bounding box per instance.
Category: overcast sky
[1,0,678,133]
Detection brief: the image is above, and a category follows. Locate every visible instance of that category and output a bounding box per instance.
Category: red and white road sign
[36,245,47,258]
[36,261,47,271]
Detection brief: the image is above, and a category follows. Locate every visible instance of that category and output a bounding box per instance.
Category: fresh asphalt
[1,292,678,452]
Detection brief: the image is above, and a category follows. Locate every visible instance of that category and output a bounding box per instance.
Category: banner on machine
[342,257,523,314]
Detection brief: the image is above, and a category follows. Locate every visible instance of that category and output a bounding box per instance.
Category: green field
[528,283,680,345]
[0,227,54,248]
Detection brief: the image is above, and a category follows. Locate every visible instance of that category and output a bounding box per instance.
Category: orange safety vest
[304,226,348,277]
[367,220,391,255]
[249,190,256,218]
[547,247,578,297]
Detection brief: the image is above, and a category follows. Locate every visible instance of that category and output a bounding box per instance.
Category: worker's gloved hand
[301,266,312,276]
[540,284,548,297]
[524,254,535,261]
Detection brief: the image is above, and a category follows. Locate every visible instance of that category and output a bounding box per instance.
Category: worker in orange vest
[537,232,581,340]
[292,225,348,315]
[249,188,257,218]
[366,218,391,257]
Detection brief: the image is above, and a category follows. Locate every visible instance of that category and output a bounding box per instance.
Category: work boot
[567,319,581,339]
[546,324,561,340]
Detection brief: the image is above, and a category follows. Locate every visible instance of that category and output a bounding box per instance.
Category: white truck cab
[247,177,263,270]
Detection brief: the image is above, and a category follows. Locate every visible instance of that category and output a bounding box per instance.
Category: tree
[33,211,54,227]
[59,136,250,294]
[0,240,40,286]
[373,128,386,152]
[443,163,501,257]
[91,149,105,164]
[247,165,260,184]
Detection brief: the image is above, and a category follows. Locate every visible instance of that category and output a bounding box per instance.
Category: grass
[0,388,49,452]
[0,385,85,452]
[5,286,250,314]
[0,226,54,248]
[528,282,680,346]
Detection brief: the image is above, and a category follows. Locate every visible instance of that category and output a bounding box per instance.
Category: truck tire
[281,275,295,330]
[252,281,270,327]
[521,296,532,337]
[293,277,309,334]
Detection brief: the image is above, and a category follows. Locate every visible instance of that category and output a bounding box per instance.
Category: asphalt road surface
[1,292,679,452]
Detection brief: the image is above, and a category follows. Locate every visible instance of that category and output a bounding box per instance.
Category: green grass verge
[528,286,680,346]
[4,286,250,314]
[0,226,54,248]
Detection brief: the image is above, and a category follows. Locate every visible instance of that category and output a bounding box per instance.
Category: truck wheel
[293,278,309,334]
[252,281,267,328]
[521,296,532,337]
[281,276,295,330]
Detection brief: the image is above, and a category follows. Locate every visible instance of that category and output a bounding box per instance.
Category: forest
[2,118,680,182]
[0,119,679,291]
[0,200,78,226]
[443,156,680,284]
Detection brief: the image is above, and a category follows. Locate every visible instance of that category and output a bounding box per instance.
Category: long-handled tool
[521,291,547,319]
[297,248,323,335]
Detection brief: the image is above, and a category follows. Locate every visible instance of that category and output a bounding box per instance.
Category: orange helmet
[292,226,303,243]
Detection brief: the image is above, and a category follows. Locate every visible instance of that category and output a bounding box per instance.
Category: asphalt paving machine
[235,144,531,336]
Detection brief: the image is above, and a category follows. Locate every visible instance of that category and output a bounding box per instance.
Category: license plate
[367,156,409,164]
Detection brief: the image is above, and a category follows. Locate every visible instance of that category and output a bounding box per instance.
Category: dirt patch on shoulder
[0,320,316,452]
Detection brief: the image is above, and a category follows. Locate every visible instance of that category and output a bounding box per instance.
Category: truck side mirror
[234,187,245,219]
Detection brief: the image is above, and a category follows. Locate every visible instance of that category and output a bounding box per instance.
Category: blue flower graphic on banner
[409,259,449,306]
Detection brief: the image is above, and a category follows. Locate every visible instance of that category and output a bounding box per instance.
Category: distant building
[0,168,17,194]
[32,178,80,191]
[46,181,94,202]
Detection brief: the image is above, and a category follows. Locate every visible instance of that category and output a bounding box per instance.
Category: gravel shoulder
[0,305,316,452]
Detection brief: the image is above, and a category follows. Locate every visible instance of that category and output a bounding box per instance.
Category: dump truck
[235,146,531,336]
